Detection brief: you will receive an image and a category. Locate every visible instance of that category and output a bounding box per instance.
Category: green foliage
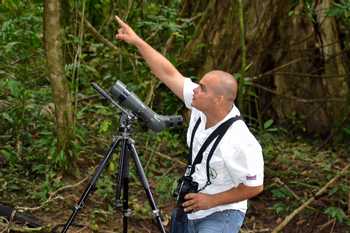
[137,3,192,44]
[96,175,115,200]
[0,146,18,166]
[288,0,317,22]
[1,78,40,161]
[327,0,350,55]
[263,119,274,130]
[259,119,280,138]
[269,184,297,216]
[33,171,64,201]
[154,174,177,202]
[324,207,349,224]
[0,1,349,232]
[327,1,350,20]
[0,1,43,60]
[98,119,112,134]
[272,202,290,215]
[271,187,293,199]
[341,124,350,141]
[0,0,86,173]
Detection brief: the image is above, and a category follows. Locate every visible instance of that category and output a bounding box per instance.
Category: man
[115,16,264,233]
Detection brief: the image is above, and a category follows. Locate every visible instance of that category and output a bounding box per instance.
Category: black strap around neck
[188,118,201,165]
[187,115,241,190]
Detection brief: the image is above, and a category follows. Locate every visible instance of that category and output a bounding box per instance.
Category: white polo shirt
[183,78,264,220]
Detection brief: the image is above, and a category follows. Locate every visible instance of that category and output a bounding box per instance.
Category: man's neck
[205,106,232,129]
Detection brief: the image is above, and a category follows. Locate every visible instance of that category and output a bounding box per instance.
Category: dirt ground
[2,184,348,233]
[1,139,349,233]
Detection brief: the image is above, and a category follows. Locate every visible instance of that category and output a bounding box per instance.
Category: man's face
[191,74,220,112]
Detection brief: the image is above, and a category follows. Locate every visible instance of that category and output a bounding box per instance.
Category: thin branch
[250,55,345,81]
[0,216,9,233]
[348,191,350,216]
[72,2,86,133]
[251,83,346,103]
[16,176,89,212]
[272,164,350,233]
[273,71,349,79]
[76,12,126,55]
[75,11,141,68]
[249,58,303,81]
[3,225,49,232]
[274,178,300,200]
[238,0,247,111]
[273,178,316,211]
[318,219,336,231]
[77,94,100,102]
[144,30,177,107]
[145,28,162,42]
[140,146,186,166]
[241,228,271,233]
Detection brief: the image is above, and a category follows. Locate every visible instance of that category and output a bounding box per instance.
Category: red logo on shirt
[246,175,257,180]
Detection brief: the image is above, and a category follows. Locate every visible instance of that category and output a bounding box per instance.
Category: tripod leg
[114,138,131,233]
[115,138,127,208]
[128,142,168,233]
[60,137,121,233]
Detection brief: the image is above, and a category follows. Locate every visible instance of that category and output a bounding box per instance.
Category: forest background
[0,0,350,232]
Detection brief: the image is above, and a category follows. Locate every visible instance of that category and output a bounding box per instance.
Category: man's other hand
[182,193,215,213]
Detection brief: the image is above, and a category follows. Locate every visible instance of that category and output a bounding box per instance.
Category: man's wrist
[134,37,146,48]
[208,194,219,209]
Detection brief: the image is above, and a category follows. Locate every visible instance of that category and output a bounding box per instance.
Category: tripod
[60,84,167,233]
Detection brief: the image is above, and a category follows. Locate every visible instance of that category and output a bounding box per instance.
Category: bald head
[204,70,238,102]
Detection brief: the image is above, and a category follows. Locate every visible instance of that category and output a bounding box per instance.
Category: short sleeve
[222,129,264,187]
[183,78,199,109]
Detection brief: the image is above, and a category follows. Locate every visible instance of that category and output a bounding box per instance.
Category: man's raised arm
[115,16,185,100]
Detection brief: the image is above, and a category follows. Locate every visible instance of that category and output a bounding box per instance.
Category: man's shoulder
[225,119,261,146]
[183,78,198,109]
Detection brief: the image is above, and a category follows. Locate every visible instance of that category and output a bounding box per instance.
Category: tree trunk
[44,0,73,152]
[179,0,349,135]
[315,0,349,127]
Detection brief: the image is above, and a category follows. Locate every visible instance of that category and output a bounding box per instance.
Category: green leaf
[7,79,22,98]
[324,207,347,223]
[264,119,274,129]
[1,148,17,164]
[327,1,350,17]
[343,127,350,136]
[4,41,20,53]
[1,112,14,123]
[99,120,112,133]
[272,202,288,215]
[271,187,292,199]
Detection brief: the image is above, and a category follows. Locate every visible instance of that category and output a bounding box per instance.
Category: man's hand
[115,16,140,45]
[182,193,215,213]
[182,184,263,213]
[114,15,185,100]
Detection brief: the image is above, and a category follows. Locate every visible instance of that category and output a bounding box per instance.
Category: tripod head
[92,81,183,132]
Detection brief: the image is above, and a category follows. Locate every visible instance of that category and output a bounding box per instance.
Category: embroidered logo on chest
[209,167,218,179]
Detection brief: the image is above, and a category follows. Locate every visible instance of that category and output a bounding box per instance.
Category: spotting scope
[110,80,183,132]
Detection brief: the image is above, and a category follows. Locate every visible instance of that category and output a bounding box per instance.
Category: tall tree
[44,0,73,152]
[179,0,349,135]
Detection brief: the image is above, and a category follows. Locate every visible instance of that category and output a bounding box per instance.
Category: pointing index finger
[115,16,126,27]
